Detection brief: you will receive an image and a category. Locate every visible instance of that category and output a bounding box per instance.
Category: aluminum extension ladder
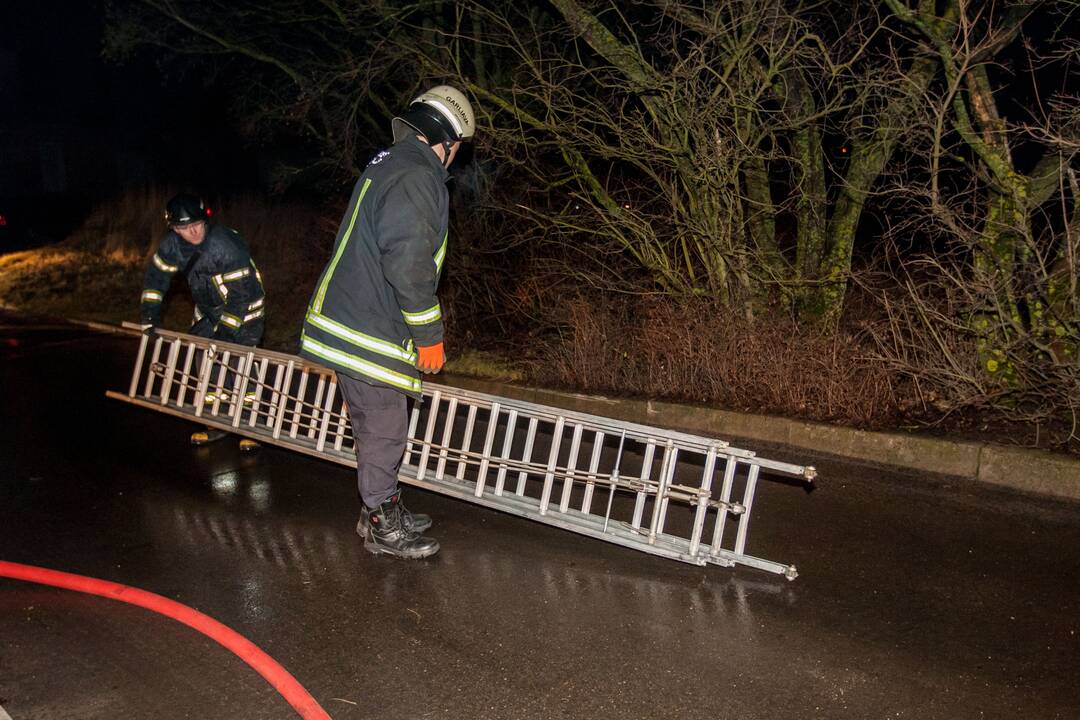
[106,324,816,579]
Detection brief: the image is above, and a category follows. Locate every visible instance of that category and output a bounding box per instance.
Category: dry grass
[0,247,143,323]
[528,294,903,427]
[1,189,332,350]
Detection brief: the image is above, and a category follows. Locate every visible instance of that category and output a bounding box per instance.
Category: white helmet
[392,85,476,145]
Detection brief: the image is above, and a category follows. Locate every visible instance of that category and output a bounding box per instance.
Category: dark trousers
[337,373,408,509]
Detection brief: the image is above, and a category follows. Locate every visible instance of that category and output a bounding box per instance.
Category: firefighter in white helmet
[300,85,475,559]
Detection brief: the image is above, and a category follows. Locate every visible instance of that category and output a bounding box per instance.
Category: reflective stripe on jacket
[300,136,450,397]
[140,223,266,342]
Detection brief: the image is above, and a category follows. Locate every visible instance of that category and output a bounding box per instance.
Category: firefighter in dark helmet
[300,85,475,559]
[141,193,266,448]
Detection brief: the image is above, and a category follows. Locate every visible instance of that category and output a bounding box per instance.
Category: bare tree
[107,0,942,319]
[404,0,942,319]
[862,0,1080,443]
[105,0,1080,442]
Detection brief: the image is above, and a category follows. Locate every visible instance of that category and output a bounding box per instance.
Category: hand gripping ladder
[107,325,816,579]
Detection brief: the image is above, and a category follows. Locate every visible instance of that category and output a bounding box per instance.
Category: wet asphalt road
[0,314,1078,719]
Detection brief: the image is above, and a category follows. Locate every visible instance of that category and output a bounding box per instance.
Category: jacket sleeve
[212,232,265,342]
[140,235,184,325]
[375,169,445,347]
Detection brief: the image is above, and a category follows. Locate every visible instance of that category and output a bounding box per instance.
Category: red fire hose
[0,560,331,720]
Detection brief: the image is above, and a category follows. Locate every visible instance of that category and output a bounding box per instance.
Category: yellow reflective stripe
[301,335,420,393]
[223,267,251,281]
[248,298,264,311]
[313,178,372,313]
[244,309,265,322]
[220,313,242,328]
[193,306,204,322]
[402,303,442,325]
[212,274,228,299]
[306,309,416,362]
[142,290,163,302]
[152,254,179,273]
[433,231,448,274]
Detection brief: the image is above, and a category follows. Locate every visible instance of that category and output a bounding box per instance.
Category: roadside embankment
[439,374,1080,502]
[66,318,1080,502]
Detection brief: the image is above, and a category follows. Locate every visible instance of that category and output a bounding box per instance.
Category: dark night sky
[0,0,260,208]
[1,1,1073,222]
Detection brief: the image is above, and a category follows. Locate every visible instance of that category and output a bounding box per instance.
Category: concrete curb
[438,374,1080,503]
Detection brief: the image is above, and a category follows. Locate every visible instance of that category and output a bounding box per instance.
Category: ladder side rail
[402,467,714,567]
[424,383,737,454]
[426,382,814,481]
[751,456,817,482]
[119,323,329,368]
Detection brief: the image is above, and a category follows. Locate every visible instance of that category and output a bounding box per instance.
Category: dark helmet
[391,85,476,145]
[164,193,208,227]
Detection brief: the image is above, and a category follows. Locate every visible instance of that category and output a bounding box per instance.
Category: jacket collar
[396,135,450,182]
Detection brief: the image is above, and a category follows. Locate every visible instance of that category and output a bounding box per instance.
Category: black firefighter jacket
[140,223,266,343]
[300,136,450,397]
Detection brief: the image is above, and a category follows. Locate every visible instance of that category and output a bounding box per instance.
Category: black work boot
[356,491,432,536]
[361,498,439,559]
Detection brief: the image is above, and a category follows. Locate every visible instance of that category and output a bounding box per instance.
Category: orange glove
[416,342,445,374]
